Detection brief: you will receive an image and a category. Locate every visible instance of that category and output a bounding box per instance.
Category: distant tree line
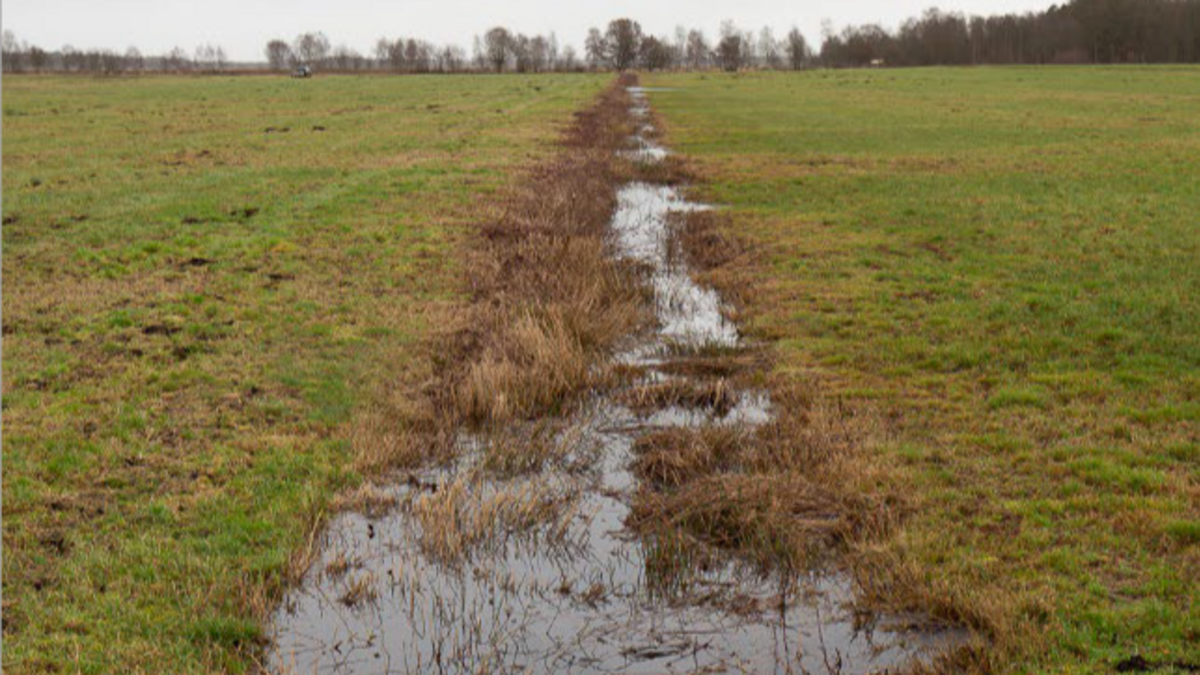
[820,0,1199,66]
[3,0,1197,75]
[2,30,229,74]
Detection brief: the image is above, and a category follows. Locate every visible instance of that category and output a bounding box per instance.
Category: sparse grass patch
[408,472,579,563]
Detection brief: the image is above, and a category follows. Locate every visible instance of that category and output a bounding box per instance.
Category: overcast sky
[6,0,1055,62]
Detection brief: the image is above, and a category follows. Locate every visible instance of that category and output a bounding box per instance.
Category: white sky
[5,0,1055,62]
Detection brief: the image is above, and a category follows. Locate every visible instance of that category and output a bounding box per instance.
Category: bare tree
[560,45,579,71]
[266,39,292,71]
[165,46,190,72]
[716,20,747,71]
[529,35,549,72]
[471,35,487,70]
[99,49,123,76]
[293,32,330,67]
[604,18,643,70]
[758,27,783,68]
[124,46,144,72]
[29,45,48,72]
[785,28,810,69]
[685,29,710,69]
[546,33,560,71]
[2,30,23,73]
[639,35,673,70]
[483,27,511,72]
[584,28,607,69]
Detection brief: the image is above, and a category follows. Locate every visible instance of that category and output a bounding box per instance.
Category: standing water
[268,87,958,674]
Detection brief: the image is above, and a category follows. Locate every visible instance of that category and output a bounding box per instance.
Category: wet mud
[268,85,960,675]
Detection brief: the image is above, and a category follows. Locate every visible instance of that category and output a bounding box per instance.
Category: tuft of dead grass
[632,471,849,570]
[329,483,399,519]
[632,425,747,487]
[339,571,378,607]
[620,377,739,416]
[409,473,579,564]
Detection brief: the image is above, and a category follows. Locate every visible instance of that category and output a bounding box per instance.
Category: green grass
[1,73,606,674]
[644,67,1198,672]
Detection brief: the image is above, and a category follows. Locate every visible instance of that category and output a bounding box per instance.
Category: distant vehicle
[869,58,885,68]
[292,65,312,78]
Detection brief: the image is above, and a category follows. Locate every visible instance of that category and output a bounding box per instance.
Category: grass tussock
[631,425,747,487]
[620,377,739,415]
[409,473,578,564]
[630,384,899,570]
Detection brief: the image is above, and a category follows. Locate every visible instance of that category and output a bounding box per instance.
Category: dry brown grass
[341,77,644,478]
[619,377,739,416]
[629,385,900,571]
[339,571,378,607]
[438,78,648,426]
[409,473,579,563]
[323,550,359,579]
[477,420,594,477]
[329,483,399,519]
[631,425,747,487]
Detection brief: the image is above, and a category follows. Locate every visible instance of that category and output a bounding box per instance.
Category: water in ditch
[267,86,959,675]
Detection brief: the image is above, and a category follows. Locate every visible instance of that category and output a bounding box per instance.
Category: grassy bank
[1,73,606,674]
[643,67,1198,671]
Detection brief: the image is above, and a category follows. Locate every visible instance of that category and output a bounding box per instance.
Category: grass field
[1,73,606,674]
[642,67,1198,671]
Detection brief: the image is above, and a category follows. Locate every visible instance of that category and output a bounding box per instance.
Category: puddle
[267,87,960,675]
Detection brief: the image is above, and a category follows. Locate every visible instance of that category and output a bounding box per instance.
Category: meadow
[0,73,606,674]
[3,66,1196,675]
[642,66,1198,671]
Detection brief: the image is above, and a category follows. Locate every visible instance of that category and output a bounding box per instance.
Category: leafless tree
[546,33,560,70]
[758,27,783,68]
[529,35,549,72]
[785,28,810,69]
[483,27,511,72]
[639,35,674,70]
[471,35,487,70]
[685,30,710,69]
[266,39,292,71]
[99,50,123,76]
[164,46,190,72]
[584,28,606,70]
[560,45,579,71]
[124,46,144,72]
[716,20,747,71]
[604,18,643,70]
[443,45,467,72]
[3,30,23,72]
[293,32,330,67]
